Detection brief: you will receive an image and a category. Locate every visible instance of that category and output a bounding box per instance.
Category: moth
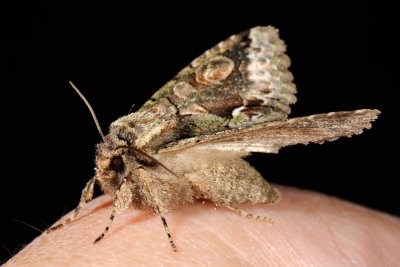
[47,26,379,251]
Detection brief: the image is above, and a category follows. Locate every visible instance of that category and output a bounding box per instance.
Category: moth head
[94,141,128,195]
[67,81,142,195]
[94,139,155,196]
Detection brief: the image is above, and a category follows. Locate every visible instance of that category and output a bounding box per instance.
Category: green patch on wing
[180,114,229,137]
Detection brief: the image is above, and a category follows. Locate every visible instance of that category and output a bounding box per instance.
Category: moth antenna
[69,81,106,141]
[128,103,135,114]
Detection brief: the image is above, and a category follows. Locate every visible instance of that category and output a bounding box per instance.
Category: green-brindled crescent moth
[46,26,380,251]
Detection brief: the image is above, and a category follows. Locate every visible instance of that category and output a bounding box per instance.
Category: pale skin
[4,185,400,267]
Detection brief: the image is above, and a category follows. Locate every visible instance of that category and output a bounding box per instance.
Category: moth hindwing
[47,26,379,251]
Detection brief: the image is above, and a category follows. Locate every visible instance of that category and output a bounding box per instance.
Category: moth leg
[47,177,95,233]
[94,207,117,244]
[94,178,130,243]
[156,207,177,252]
[223,204,274,223]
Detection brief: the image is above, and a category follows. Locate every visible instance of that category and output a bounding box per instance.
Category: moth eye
[109,156,124,172]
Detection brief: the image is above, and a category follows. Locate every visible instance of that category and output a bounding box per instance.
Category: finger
[5,185,400,266]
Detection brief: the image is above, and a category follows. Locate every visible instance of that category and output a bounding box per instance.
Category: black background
[2,1,397,263]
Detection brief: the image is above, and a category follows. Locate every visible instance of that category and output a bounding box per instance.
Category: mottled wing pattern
[140,26,296,137]
[158,109,380,154]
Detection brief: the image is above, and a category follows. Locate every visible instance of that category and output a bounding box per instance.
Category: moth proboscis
[46,26,379,252]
